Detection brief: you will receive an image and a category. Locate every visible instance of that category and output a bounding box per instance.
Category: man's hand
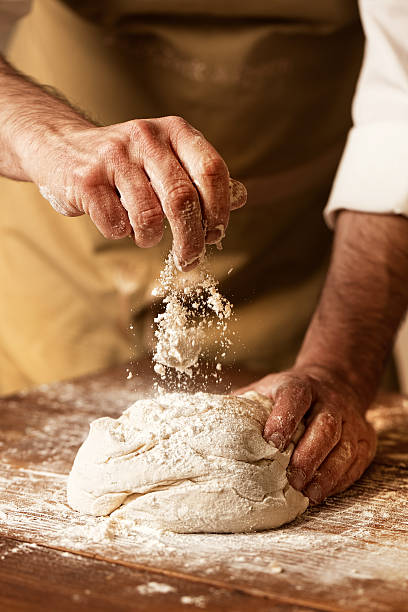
[0,58,246,270]
[237,367,377,503]
[239,211,408,504]
[26,117,246,269]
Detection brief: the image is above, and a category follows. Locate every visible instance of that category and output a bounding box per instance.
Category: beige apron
[0,0,363,393]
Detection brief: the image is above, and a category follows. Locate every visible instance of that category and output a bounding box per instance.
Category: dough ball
[67,391,308,533]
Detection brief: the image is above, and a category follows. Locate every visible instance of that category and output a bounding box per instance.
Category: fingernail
[205,224,225,245]
[229,178,247,209]
[287,468,307,490]
[305,482,323,504]
[266,432,285,451]
[173,249,205,272]
[205,229,223,244]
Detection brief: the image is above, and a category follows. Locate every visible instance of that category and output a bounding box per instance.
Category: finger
[84,185,132,240]
[115,168,164,248]
[331,429,377,496]
[287,405,342,490]
[168,117,230,245]
[142,149,205,270]
[264,378,313,451]
[229,178,247,210]
[38,185,84,218]
[126,118,204,268]
[303,425,359,504]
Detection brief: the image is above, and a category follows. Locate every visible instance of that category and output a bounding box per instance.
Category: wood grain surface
[0,362,407,612]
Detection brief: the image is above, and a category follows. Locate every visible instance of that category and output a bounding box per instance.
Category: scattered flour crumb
[137,582,177,595]
[181,595,208,608]
[269,563,283,574]
[152,252,233,388]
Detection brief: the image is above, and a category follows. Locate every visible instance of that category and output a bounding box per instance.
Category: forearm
[0,55,91,181]
[296,210,408,404]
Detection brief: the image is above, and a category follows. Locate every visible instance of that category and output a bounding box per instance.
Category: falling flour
[67,250,309,534]
[136,582,176,595]
[152,252,233,384]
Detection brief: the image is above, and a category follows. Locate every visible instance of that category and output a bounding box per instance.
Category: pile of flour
[67,391,308,533]
[152,253,232,383]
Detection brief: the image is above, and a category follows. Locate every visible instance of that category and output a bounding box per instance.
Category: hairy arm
[240,210,408,502]
[0,55,246,268]
[297,210,408,401]
[0,55,90,180]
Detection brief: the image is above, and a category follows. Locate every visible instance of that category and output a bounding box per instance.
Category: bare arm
[0,55,246,269]
[239,211,408,502]
[296,211,408,401]
[0,55,90,180]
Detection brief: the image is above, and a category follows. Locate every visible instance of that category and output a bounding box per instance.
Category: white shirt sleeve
[324,0,408,227]
[0,0,31,53]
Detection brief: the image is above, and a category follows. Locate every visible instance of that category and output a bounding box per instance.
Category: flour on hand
[67,391,308,533]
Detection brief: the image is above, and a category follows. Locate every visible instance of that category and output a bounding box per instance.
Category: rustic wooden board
[1,536,317,612]
[0,363,407,612]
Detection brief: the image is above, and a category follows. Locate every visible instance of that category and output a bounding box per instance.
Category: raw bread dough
[67,391,308,533]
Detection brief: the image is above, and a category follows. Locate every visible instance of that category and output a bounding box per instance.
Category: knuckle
[199,155,228,179]
[89,198,128,240]
[166,115,189,130]
[166,183,198,215]
[295,378,313,400]
[320,467,337,491]
[129,119,158,144]
[167,116,205,148]
[320,412,341,436]
[136,206,164,229]
[99,140,127,165]
[338,438,357,463]
[288,374,309,390]
[72,165,99,191]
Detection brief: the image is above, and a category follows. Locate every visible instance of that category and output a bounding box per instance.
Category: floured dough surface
[67,391,308,533]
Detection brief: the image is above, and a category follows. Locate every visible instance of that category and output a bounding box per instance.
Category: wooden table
[0,363,407,612]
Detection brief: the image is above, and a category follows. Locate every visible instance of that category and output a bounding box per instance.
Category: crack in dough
[67,391,309,533]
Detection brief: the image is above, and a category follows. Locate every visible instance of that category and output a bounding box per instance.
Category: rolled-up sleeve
[325,0,408,227]
[0,0,31,53]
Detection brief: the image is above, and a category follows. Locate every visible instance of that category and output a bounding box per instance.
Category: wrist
[293,354,375,410]
[0,59,92,182]
[10,99,92,182]
[13,117,91,184]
